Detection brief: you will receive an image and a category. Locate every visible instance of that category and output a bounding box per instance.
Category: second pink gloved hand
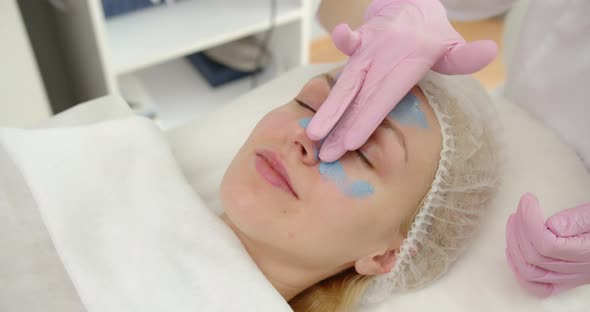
[506,193,590,298]
[307,0,498,162]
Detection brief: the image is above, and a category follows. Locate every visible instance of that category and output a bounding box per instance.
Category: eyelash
[297,98,374,169]
[295,98,315,113]
[356,151,374,169]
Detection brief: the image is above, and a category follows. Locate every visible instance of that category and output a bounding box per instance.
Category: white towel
[0,116,291,312]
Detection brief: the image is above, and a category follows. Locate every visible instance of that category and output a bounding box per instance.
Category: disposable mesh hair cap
[362,72,502,304]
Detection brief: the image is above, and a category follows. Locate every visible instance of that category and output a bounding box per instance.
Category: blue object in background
[102,0,164,19]
[186,52,261,88]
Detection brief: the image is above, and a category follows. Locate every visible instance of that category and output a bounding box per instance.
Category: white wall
[0,0,51,127]
[310,0,327,39]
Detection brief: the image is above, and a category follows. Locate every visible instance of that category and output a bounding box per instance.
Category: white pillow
[35,95,133,128]
[166,64,590,311]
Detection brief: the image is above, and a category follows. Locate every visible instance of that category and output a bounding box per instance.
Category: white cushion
[35,95,133,128]
[166,64,590,311]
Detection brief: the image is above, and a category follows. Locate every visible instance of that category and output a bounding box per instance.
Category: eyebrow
[380,118,408,162]
[320,72,408,162]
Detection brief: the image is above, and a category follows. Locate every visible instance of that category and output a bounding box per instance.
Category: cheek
[250,110,295,141]
[296,191,389,258]
[308,159,400,237]
[220,152,298,243]
[220,148,257,217]
[307,162,380,227]
[321,156,376,199]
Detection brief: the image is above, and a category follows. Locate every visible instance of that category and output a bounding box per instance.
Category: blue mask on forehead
[388,92,428,129]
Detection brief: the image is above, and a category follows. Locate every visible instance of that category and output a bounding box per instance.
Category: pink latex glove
[506,193,590,298]
[307,0,498,162]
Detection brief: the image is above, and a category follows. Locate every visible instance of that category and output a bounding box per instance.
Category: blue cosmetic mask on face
[319,162,374,198]
[388,92,428,129]
[299,118,375,198]
[298,118,312,129]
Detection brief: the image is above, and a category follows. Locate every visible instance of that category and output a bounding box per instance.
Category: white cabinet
[56,0,311,128]
[0,0,51,127]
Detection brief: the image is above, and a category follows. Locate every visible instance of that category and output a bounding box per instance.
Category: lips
[255,149,298,199]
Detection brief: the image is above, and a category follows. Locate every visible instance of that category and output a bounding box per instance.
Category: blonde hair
[288,268,371,312]
[288,204,421,312]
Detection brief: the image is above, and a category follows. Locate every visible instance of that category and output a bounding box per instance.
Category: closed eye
[295,99,316,113]
[296,98,374,169]
[356,150,374,169]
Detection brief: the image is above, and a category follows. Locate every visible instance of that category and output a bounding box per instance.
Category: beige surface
[310,18,506,90]
[0,0,51,127]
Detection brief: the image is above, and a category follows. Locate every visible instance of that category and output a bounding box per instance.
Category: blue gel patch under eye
[300,118,374,198]
[319,161,347,183]
[388,92,428,129]
[319,161,374,198]
[344,180,375,198]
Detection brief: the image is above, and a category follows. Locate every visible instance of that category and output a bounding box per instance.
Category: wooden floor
[309,18,506,90]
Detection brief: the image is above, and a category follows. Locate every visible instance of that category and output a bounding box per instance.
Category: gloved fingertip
[438,40,499,75]
[545,216,569,237]
[332,24,361,56]
[484,44,499,68]
[478,39,499,58]
[546,202,590,237]
[306,127,323,141]
[508,261,554,298]
[520,192,539,204]
[529,283,553,299]
[518,193,540,215]
[332,23,351,35]
[344,135,363,152]
[306,120,328,141]
[516,193,550,245]
[319,147,342,163]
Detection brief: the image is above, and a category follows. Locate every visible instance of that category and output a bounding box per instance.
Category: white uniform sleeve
[504,0,590,170]
[440,0,517,21]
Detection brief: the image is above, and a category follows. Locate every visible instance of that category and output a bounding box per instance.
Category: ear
[354,249,397,276]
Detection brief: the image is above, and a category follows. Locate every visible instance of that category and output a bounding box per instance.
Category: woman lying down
[0,69,500,312]
[221,68,500,310]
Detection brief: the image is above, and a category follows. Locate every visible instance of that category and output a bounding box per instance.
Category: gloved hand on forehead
[306,0,498,162]
[506,193,590,298]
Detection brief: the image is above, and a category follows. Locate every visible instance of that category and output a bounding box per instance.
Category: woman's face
[221,71,442,274]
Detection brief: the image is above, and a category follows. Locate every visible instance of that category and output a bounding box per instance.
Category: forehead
[394,86,442,170]
[389,86,438,131]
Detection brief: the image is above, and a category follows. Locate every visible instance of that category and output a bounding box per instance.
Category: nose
[292,120,320,166]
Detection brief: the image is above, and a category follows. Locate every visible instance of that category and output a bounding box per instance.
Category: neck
[220,213,346,301]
